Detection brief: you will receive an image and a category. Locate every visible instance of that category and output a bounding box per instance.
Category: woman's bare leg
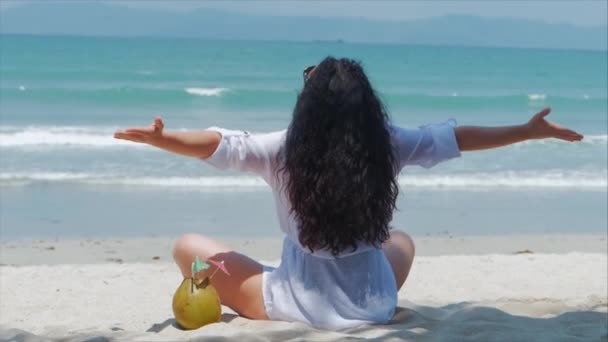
[172,233,269,320]
[382,230,416,290]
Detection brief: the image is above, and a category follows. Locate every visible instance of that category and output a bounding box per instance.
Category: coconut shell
[172,277,221,330]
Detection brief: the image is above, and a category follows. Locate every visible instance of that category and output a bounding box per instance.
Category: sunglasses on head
[303,65,316,83]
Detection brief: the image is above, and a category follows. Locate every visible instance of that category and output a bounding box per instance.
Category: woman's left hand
[526,107,583,142]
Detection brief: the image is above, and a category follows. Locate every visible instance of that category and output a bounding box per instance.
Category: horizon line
[2,32,606,53]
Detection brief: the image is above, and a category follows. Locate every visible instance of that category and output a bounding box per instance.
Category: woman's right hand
[114,116,164,145]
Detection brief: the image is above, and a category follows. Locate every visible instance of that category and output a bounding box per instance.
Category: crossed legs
[172,230,415,320]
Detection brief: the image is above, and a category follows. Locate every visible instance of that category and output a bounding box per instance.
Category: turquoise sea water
[1,35,606,239]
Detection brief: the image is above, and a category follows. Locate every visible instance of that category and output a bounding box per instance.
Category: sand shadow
[146,318,176,333]
[343,303,608,341]
[220,313,239,323]
[147,313,238,333]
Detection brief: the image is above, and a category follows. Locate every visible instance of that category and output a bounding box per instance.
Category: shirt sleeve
[391,120,461,169]
[202,127,286,179]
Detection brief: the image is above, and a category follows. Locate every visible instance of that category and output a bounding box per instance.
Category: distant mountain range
[1,2,606,50]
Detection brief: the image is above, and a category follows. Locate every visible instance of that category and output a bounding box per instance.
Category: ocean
[1,34,606,239]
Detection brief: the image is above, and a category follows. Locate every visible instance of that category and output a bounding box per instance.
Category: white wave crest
[1,171,605,190]
[185,87,228,96]
[585,134,608,143]
[517,134,607,146]
[0,127,139,147]
[0,173,268,188]
[528,93,546,101]
[398,171,607,189]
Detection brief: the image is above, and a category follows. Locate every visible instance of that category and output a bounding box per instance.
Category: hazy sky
[2,0,607,27]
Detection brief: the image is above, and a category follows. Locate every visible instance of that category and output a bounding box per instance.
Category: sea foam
[184,87,228,96]
[528,93,546,101]
[2,171,605,190]
[0,127,137,147]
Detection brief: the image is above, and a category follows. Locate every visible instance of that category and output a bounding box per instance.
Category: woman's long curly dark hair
[277,57,399,256]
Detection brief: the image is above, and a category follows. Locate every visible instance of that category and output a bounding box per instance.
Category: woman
[114,57,583,330]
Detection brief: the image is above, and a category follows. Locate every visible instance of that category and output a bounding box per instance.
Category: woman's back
[201,119,461,329]
[204,121,460,257]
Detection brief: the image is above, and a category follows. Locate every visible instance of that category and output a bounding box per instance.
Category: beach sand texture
[1,235,607,341]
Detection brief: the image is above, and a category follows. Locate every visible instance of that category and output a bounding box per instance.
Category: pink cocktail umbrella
[208,259,230,278]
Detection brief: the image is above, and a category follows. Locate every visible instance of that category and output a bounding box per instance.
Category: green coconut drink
[172,257,230,330]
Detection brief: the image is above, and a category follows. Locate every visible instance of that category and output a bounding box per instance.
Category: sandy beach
[1,234,606,341]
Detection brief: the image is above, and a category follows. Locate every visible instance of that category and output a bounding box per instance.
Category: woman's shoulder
[257,129,288,154]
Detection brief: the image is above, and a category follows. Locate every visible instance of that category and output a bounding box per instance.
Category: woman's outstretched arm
[455,107,583,151]
[114,117,220,158]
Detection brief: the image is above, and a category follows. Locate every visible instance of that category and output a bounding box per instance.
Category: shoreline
[1,233,606,266]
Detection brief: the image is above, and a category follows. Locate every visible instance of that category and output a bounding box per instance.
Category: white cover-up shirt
[203,121,461,330]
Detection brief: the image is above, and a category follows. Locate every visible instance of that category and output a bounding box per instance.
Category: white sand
[1,235,607,341]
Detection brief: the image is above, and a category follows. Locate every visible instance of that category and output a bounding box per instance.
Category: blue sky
[2,0,607,27]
